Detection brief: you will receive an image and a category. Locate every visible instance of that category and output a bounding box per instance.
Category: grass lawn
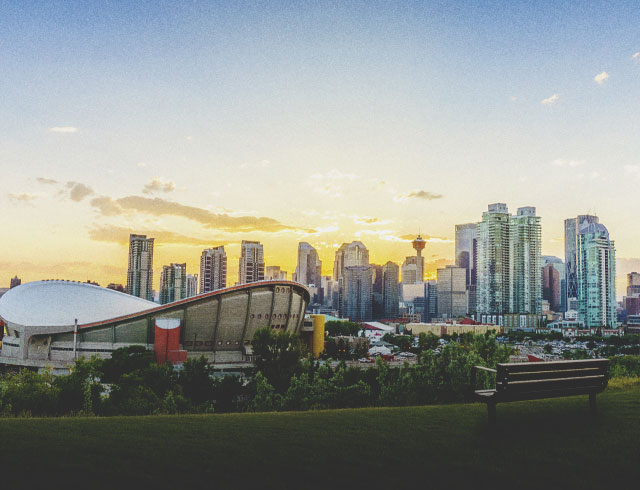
[1,383,638,489]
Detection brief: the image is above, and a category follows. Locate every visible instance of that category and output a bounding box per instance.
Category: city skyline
[2,2,640,295]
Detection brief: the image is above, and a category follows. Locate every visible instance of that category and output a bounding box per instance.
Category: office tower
[200,246,227,293]
[627,272,640,297]
[455,223,478,286]
[577,222,617,328]
[542,264,561,312]
[542,256,566,312]
[425,280,438,322]
[333,241,369,281]
[339,266,373,321]
[265,265,287,281]
[371,264,384,318]
[160,263,186,304]
[295,242,322,286]
[509,207,542,315]
[382,261,399,318]
[476,204,511,317]
[436,265,468,318]
[320,275,334,306]
[126,234,154,301]
[238,241,265,284]
[186,274,198,298]
[9,276,21,288]
[565,215,599,310]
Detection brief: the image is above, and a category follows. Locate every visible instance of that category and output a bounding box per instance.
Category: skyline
[2,1,640,294]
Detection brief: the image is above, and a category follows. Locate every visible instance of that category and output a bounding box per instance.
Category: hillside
[1,383,638,489]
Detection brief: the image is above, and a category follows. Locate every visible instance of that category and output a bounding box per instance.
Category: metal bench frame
[472,359,609,424]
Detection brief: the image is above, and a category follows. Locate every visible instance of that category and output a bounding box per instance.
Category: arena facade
[0,280,310,371]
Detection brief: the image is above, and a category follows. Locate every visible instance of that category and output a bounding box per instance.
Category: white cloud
[49,126,78,133]
[552,159,585,168]
[394,190,444,202]
[8,192,37,202]
[541,94,560,105]
[589,171,600,180]
[142,177,176,194]
[624,164,640,177]
[632,52,639,61]
[594,71,609,84]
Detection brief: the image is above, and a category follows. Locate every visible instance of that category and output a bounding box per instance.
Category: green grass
[2,386,639,489]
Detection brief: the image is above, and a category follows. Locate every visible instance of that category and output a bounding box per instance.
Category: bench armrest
[471,365,497,393]
[473,366,497,374]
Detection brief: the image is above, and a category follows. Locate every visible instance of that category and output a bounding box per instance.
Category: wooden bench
[472,359,609,424]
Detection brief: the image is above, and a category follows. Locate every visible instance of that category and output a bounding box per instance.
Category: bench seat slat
[506,367,604,381]
[475,385,606,403]
[497,359,608,374]
[498,375,606,393]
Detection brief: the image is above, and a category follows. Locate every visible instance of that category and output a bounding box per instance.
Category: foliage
[251,327,305,393]
[324,320,361,337]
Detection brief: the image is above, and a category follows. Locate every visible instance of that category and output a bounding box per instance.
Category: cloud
[541,94,560,105]
[65,181,94,201]
[49,127,78,133]
[36,177,58,185]
[89,225,222,246]
[594,71,609,84]
[137,162,147,168]
[352,215,383,225]
[142,177,176,194]
[552,159,585,168]
[624,164,640,177]
[89,195,313,233]
[394,190,443,202]
[8,193,37,202]
[633,52,639,61]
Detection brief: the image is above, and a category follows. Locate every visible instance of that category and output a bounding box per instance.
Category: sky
[1,1,639,295]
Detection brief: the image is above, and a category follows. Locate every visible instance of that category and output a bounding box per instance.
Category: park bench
[472,358,609,424]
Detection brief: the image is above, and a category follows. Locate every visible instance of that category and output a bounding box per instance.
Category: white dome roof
[0,280,157,327]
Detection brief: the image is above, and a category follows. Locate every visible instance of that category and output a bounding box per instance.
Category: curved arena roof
[0,280,157,327]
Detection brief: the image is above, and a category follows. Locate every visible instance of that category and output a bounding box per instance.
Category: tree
[252,328,305,393]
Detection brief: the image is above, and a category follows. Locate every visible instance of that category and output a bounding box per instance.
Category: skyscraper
[371,263,384,318]
[509,207,542,315]
[382,261,399,318]
[238,240,264,284]
[340,266,373,321]
[265,265,287,280]
[542,263,561,312]
[200,246,227,293]
[577,222,617,328]
[542,256,566,312]
[9,276,21,289]
[455,223,478,286]
[186,274,198,298]
[333,241,369,281]
[565,215,599,310]
[295,242,322,286]
[476,204,511,317]
[126,234,154,301]
[160,263,187,304]
[436,265,467,319]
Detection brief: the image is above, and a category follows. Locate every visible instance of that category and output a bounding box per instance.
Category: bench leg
[488,401,496,425]
[589,393,597,417]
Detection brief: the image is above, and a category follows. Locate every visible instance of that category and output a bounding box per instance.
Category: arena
[0,280,310,371]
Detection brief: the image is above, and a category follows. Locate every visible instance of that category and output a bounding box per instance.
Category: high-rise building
[200,246,227,293]
[340,265,373,321]
[186,274,198,298]
[238,241,265,284]
[106,283,124,292]
[333,241,369,281]
[436,265,467,319]
[455,224,478,287]
[320,275,335,307]
[509,207,542,315]
[126,234,154,301]
[476,204,511,317]
[542,263,561,312]
[476,204,542,323]
[265,266,287,281]
[295,242,322,286]
[382,261,399,318]
[627,272,640,297]
[565,215,599,310]
[577,222,617,328]
[160,263,186,305]
[371,264,384,318]
[542,256,566,312]
[425,280,438,322]
[9,276,21,288]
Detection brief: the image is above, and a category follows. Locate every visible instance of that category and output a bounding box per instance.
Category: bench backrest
[496,359,609,397]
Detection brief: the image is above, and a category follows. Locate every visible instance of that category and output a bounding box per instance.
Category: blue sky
[1,1,639,290]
